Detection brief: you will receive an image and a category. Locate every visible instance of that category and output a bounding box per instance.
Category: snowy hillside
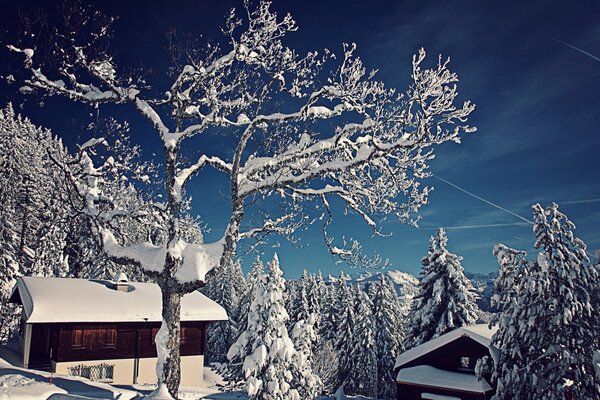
[353,270,419,298]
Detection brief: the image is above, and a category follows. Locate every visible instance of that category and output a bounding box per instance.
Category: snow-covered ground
[0,347,366,400]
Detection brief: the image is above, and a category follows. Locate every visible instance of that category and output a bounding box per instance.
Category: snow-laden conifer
[344,286,376,397]
[370,274,405,399]
[290,313,322,398]
[488,203,599,399]
[227,254,304,399]
[333,274,355,390]
[289,270,311,329]
[406,228,479,348]
[206,260,239,362]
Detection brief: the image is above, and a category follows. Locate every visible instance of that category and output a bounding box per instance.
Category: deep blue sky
[1,0,599,278]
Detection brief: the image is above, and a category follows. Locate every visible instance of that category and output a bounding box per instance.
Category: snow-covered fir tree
[288,270,311,329]
[311,271,338,393]
[406,228,479,348]
[290,312,322,398]
[487,203,599,399]
[345,285,376,397]
[236,257,265,336]
[370,274,405,399]
[228,254,313,399]
[312,339,340,395]
[206,260,238,362]
[475,243,532,399]
[333,273,356,391]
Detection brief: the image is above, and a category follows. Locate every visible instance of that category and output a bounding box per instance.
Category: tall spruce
[406,228,479,348]
[333,273,355,391]
[227,254,304,399]
[370,274,405,399]
[345,285,376,397]
[487,204,599,399]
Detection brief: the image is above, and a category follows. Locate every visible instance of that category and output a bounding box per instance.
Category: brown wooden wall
[30,321,207,363]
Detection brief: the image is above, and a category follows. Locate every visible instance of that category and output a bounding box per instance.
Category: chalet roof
[397,365,493,393]
[10,276,228,324]
[394,324,498,370]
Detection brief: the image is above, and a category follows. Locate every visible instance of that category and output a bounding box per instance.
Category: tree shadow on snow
[0,366,120,399]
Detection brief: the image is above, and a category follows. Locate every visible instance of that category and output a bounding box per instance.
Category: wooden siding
[40,321,207,362]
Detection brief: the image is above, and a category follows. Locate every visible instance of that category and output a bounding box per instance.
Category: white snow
[397,365,492,393]
[421,393,461,400]
[102,229,223,284]
[11,276,228,323]
[394,324,497,369]
[0,349,138,400]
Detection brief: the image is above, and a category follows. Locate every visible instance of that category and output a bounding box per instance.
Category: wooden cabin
[395,324,498,400]
[9,275,227,386]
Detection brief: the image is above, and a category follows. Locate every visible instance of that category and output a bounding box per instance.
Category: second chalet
[395,324,498,400]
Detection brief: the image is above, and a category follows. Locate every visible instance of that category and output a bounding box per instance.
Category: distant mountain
[329,270,419,299]
[465,271,498,312]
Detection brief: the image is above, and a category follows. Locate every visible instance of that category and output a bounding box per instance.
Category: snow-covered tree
[475,243,532,399]
[9,1,475,394]
[290,314,322,399]
[487,204,599,399]
[345,285,376,397]
[370,274,405,399]
[227,254,303,400]
[206,260,238,362]
[289,270,311,329]
[312,339,340,395]
[406,228,479,348]
[333,274,355,390]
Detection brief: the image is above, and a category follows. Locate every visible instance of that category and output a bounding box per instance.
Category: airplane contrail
[546,35,600,63]
[560,198,600,205]
[423,222,530,231]
[431,174,534,225]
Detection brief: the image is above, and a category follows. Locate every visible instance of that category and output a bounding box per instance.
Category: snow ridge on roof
[13,277,228,323]
[394,324,497,370]
[397,365,493,393]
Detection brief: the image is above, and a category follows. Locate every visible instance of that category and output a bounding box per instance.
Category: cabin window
[71,326,117,350]
[460,356,470,368]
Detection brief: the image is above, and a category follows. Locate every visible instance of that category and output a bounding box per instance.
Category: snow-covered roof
[394,324,497,370]
[397,365,493,393]
[10,276,228,323]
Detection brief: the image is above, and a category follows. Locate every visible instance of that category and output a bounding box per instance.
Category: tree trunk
[159,273,182,398]
[158,145,184,398]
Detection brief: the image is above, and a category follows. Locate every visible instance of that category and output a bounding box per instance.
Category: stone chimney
[113,271,129,292]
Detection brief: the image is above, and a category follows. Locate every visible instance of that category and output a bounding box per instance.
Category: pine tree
[227,254,303,399]
[333,273,355,390]
[489,204,599,399]
[289,270,311,329]
[345,285,376,397]
[370,274,405,399]
[290,313,322,399]
[206,260,237,362]
[406,228,479,348]
[476,244,531,399]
